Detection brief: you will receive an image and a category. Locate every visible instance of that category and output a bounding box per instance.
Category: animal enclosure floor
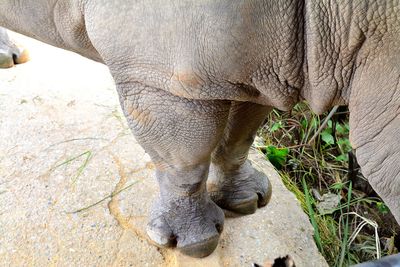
[0,32,327,267]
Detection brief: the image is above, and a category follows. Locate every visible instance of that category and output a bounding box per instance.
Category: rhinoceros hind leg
[208,101,272,214]
[118,83,230,257]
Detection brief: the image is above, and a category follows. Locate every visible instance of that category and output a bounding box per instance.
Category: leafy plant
[376,202,390,214]
[258,102,399,266]
[265,145,289,169]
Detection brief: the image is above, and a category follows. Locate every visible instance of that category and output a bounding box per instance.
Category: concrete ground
[0,33,328,267]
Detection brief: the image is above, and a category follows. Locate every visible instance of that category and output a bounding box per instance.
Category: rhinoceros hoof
[14,46,30,64]
[146,193,224,258]
[0,52,14,68]
[208,160,272,215]
[0,45,29,68]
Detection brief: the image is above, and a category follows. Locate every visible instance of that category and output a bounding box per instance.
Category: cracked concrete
[0,32,328,267]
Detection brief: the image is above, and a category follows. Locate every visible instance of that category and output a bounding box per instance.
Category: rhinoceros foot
[0,29,30,69]
[0,51,14,68]
[208,160,272,215]
[146,192,224,258]
[13,45,30,64]
[0,45,29,68]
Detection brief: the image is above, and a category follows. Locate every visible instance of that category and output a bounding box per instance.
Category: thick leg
[208,101,272,214]
[349,51,400,224]
[0,27,29,68]
[118,83,230,257]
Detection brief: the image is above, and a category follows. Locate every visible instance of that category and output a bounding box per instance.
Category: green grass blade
[338,182,352,267]
[302,176,324,254]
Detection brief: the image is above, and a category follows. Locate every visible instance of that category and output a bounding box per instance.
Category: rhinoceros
[1,0,399,258]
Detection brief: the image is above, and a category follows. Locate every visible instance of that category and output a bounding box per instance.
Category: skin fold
[1,0,399,258]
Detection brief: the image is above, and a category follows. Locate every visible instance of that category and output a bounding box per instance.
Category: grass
[303,176,323,253]
[66,180,140,214]
[257,102,399,266]
[52,150,93,183]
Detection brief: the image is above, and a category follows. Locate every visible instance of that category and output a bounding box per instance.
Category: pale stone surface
[0,33,328,267]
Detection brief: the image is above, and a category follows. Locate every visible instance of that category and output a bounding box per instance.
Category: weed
[52,150,93,183]
[258,102,399,266]
[303,176,323,253]
[66,180,139,214]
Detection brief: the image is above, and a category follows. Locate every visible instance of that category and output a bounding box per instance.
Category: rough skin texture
[353,253,400,267]
[1,0,400,257]
[209,102,272,214]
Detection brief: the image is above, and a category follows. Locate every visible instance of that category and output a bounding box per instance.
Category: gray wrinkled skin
[352,253,400,267]
[209,102,273,214]
[1,0,400,258]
